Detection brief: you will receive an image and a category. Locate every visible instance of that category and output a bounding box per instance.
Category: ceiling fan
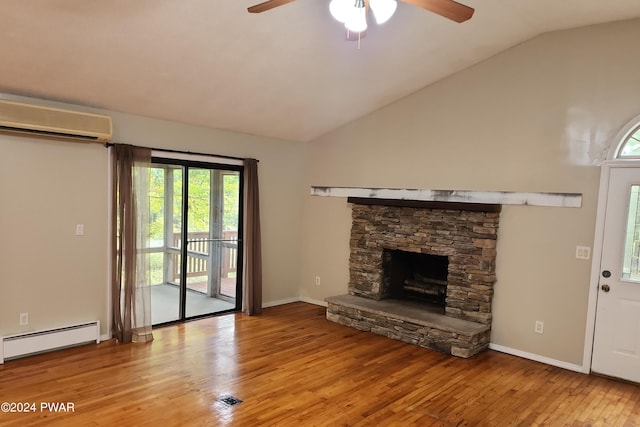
[248,0,474,39]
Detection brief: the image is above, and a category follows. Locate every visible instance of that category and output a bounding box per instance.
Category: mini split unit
[0,99,112,143]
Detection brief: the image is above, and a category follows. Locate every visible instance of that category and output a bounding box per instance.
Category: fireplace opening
[383,249,448,308]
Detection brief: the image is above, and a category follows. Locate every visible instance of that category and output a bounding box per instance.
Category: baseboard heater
[0,321,100,364]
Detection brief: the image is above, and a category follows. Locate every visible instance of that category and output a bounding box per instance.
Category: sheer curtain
[242,158,262,315]
[111,144,154,343]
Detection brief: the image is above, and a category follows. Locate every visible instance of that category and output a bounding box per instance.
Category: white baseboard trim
[262,297,301,308]
[100,333,111,342]
[299,297,328,307]
[489,343,585,373]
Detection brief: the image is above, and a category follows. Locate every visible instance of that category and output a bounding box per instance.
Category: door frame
[583,115,640,373]
[151,153,245,324]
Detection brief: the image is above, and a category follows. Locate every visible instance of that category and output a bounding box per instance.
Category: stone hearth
[326,295,490,358]
[326,199,500,358]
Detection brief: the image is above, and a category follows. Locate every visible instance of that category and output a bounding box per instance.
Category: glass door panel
[149,160,241,325]
[185,168,238,317]
[623,185,640,282]
[220,171,240,299]
[149,164,183,325]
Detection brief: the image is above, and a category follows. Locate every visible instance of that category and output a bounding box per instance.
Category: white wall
[0,95,305,337]
[300,18,640,366]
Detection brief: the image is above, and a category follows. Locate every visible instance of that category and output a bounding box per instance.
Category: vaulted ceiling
[2,1,640,142]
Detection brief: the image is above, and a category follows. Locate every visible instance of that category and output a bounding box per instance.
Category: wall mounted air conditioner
[0,99,112,143]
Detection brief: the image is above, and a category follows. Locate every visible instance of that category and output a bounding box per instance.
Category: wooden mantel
[310,186,582,208]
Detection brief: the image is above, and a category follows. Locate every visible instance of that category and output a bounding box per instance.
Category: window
[616,125,640,158]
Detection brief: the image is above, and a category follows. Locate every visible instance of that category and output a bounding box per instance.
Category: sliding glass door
[148,159,243,325]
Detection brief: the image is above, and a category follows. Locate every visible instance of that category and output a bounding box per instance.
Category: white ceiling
[2,1,640,142]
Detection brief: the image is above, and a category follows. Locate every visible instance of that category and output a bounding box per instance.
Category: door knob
[601,284,610,293]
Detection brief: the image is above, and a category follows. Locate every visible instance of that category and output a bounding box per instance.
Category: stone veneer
[326,201,500,358]
[326,295,491,358]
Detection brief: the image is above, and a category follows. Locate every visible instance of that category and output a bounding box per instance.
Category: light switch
[75,224,85,236]
[576,246,590,260]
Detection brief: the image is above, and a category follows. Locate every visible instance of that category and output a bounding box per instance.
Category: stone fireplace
[326,198,501,358]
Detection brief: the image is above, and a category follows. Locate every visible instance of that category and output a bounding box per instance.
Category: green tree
[149,167,165,242]
[187,169,211,232]
[147,167,240,240]
[223,173,239,231]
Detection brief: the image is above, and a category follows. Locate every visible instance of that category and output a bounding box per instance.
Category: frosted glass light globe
[345,4,367,33]
[329,0,351,23]
[370,0,397,24]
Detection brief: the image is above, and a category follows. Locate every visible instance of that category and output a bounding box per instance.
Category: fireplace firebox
[383,249,448,308]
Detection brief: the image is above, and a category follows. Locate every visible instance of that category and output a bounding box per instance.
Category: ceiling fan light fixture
[329,0,351,23]
[369,0,397,24]
[344,0,367,33]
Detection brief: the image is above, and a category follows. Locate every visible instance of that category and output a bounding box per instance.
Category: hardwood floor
[0,302,638,426]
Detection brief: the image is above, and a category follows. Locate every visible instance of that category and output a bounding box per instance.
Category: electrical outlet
[576,246,591,260]
[75,224,85,236]
[315,276,321,286]
[19,312,29,326]
[535,320,544,334]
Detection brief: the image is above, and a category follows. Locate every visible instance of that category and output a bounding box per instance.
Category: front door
[592,166,640,383]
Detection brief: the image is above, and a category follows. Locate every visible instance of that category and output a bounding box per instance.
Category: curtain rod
[104,142,256,162]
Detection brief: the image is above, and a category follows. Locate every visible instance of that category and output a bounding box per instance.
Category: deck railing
[170,230,238,283]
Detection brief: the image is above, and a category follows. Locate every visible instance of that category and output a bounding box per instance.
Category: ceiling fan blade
[400,0,474,23]
[247,0,297,13]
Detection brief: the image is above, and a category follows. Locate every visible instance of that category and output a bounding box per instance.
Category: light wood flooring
[0,302,639,426]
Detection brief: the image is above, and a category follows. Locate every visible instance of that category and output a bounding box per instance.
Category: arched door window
[615,124,640,158]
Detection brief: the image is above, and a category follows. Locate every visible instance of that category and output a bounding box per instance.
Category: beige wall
[300,19,640,366]
[0,96,305,338]
[0,137,109,337]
